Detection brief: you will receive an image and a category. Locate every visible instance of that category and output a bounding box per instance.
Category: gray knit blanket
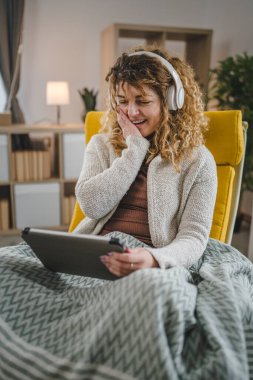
[0,238,253,380]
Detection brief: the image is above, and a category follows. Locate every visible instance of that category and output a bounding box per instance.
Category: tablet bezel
[21,227,124,281]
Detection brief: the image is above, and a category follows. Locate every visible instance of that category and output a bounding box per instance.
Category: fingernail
[99,256,107,262]
[107,252,114,256]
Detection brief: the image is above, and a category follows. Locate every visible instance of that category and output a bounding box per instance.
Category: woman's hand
[100,247,159,277]
[117,108,142,139]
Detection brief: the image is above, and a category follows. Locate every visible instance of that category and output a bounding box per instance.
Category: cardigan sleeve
[147,156,218,269]
[75,134,150,219]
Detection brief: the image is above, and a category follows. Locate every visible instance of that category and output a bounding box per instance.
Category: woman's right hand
[117,108,142,139]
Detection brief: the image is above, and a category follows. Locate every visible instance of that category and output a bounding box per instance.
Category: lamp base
[56,105,60,124]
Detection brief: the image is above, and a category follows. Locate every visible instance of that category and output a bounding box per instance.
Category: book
[28,151,34,180]
[62,195,76,225]
[15,151,25,181]
[11,135,52,182]
[32,150,38,180]
[0,198,10,231]
[37,151,44,180]
[42,151,51,179]
[63,196,70,225]
[23,151,30,181]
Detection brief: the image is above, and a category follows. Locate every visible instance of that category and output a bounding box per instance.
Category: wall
[5,0,253,124]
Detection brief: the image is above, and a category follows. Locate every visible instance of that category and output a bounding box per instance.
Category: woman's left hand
[100,247,159,277]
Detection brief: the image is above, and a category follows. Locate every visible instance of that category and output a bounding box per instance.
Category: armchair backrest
[68,112,104,233]
[204,110,246,243]
[69,110,246,244]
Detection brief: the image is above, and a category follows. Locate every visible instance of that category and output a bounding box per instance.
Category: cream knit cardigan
[74,133,217,269]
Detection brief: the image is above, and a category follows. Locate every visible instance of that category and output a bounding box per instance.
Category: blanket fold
[0,239,252,380]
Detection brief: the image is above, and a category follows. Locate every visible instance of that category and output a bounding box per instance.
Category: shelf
[10,177,62,184]
[0,124,83,133]
[0,124,84,233]
[0,225,68,236]
[100,23,212,108]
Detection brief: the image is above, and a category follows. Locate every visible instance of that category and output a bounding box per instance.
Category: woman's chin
[139,129,153,138]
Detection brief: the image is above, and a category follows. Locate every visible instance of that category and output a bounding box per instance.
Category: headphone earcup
[167,85,177,110]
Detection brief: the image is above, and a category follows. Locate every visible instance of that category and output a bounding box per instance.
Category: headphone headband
[128,51,184,110]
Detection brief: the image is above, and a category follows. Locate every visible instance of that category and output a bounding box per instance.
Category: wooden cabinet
[0,124,84,234]
[101,23,212,108]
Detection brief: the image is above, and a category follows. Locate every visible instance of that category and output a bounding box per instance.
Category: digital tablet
[21,227,124,281]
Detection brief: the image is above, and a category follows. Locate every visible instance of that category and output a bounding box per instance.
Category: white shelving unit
[0,124,85,234]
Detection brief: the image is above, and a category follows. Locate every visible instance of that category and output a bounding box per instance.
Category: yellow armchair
[68,111,104,233]
[69,110,247,245]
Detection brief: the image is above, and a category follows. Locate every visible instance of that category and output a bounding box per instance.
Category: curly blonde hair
[101,45,208,170]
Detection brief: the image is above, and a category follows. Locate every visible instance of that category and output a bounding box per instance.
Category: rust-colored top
[99,160,153,246]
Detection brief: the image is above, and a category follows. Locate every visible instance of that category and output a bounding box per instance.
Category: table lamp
[46,81,69,124]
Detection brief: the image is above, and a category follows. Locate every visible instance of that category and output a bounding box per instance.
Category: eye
[116,99,127,105]
[138,100,151,105]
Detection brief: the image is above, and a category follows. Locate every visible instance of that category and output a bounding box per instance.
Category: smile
[131,120,146,126]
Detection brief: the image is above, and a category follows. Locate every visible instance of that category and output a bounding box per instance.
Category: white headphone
[129,51,185,111]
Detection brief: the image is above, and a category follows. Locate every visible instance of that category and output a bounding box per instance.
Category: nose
[127,102,140,118]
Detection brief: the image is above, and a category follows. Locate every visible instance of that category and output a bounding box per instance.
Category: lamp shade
[46,81,69,105]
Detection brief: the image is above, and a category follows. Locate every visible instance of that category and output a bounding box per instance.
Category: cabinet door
[0,134,9,182]
[14,182,60,229]
[63,133,85,180]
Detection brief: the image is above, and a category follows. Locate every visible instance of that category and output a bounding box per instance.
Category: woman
[74,46,217,278]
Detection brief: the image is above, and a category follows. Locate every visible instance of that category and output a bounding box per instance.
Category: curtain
[0,0,25,123]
